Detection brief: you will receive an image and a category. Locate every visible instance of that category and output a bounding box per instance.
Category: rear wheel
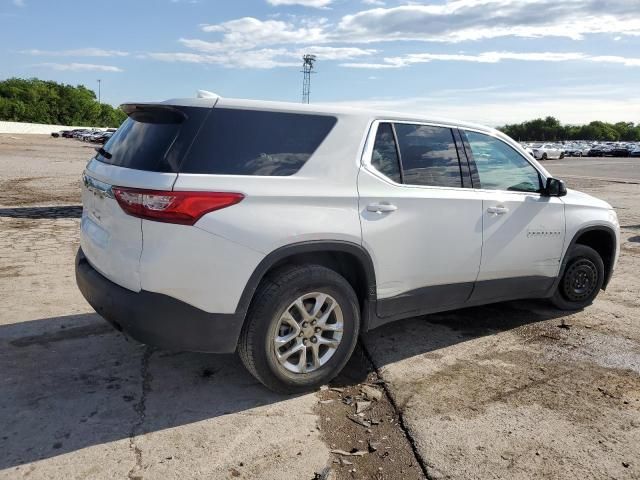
[542,153,548,160]
[550,245,604,310]
[238,264,360,393]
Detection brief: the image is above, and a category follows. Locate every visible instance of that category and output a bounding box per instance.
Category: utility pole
[301,54,316,104]
[97,79,101,104]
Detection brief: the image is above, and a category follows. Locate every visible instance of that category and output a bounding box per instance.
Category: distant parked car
[630,146,640,157]
[62,130,75,138]
[565,144,593,157]
[50,132,60,138]
[79,130,101,142]
[610,145,630,157]
[93,132,114,144]
[588,145,612,157]
[532,143,564,160]
[72,129,89,138]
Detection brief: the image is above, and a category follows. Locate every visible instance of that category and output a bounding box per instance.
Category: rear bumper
[75,248,244,353]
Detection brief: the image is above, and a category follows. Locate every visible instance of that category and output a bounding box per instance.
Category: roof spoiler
[120,103,187,124]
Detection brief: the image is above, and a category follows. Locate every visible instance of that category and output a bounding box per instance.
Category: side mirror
[545,177,567,197]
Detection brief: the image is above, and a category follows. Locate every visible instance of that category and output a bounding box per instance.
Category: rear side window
[96,107,184,173]
[371,123,402,183]
[181,108,337,176]
[394,124,462,188]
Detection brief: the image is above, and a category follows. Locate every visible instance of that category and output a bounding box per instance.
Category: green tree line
[0,78,127,128]
[499,116,640,142]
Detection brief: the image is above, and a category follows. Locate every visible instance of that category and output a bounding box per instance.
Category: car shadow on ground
[0,205,82,219]
[361,299,571,367]
[0,301,570,470]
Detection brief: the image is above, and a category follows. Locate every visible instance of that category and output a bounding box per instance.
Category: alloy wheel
[273,292,344,374]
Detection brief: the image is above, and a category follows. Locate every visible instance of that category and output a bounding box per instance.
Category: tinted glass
[371,123,401,183]
[394,124,462,188]
[181,108,337,176]
[96,108,183,172]
[464,131,541,193]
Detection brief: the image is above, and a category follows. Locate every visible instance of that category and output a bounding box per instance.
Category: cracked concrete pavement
[1,134,639,479]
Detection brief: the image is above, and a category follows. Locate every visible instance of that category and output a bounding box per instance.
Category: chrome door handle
[487,206,509,215]
[367,203,398,214]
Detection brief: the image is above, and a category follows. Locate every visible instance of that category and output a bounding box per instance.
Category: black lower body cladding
[75,248,244,353]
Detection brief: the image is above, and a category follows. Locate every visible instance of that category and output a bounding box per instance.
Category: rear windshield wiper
[94,146,112,159]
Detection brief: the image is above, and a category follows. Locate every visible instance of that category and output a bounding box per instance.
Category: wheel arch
[235,241,377,330]
[561,225,617,290]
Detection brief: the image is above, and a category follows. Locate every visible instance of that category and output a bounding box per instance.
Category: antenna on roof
[197,90,219,99]
[301,54,316,104]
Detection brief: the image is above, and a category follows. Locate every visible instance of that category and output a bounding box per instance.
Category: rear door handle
[487,206,509,215]
[367,203,398,214]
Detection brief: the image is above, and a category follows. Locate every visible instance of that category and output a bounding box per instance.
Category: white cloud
[198,17,327,50]
[266,0,333,7]
[138,2,640,71]
[362,0,385,5]
[22,48,129,57]
[13,0,25,7]
[342,51,640,69]
[293,46,376,60]
[147,45,374,68]
[154,17,374,68]
[146,50,298,69]
[336,0,640,43]
[35,63,123,72]
[588,55,640,67]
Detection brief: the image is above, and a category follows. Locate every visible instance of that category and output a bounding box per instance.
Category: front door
[460,129,565,302]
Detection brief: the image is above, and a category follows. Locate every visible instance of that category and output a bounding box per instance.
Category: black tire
[550,245,604,310]
[238,264,360,394]
[560,153,565,159]
[542,153,548,160]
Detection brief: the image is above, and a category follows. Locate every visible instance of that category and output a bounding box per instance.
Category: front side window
[394,124,462,188]
[371,122,402,183]
[464,131,542,193]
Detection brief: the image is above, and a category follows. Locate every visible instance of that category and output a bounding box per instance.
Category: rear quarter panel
[159,113,369,313]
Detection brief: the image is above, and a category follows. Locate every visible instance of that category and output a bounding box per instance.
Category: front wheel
[238,264,360,394]
[541,153,548,160]
[550,245,604,310]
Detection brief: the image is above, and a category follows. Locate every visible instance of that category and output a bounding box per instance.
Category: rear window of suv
[96,106,187,173]
[180,108,337,176]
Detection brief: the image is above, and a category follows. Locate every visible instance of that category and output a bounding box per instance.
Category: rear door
[358,121,483,319]
[80,104,208,291]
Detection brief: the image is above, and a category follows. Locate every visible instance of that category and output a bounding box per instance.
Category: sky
[1,0,639,126]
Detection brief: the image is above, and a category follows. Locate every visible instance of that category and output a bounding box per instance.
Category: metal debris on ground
[361,385,383,401]
[355,400,372,414]
[330,449,368,457]
[347,415,372,428]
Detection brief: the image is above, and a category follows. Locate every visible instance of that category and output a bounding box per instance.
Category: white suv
[76,95,620,393]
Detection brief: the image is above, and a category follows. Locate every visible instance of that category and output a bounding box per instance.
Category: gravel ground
[0,134,638,479]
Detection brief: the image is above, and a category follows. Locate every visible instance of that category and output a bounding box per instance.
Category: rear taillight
[112,188,244,225]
